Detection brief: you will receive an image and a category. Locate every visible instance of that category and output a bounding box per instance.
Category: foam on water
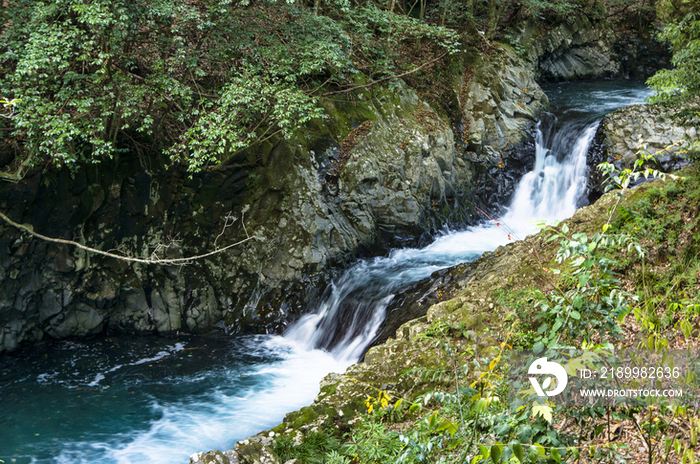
[1,80,654,464]
[100,338,350,464]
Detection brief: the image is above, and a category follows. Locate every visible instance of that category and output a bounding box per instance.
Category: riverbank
[193,160,700,464]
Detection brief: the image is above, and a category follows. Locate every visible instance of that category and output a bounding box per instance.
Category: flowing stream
[0,80,653,464]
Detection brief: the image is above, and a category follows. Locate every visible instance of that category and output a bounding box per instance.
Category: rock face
[520,18,670,81]
[0,18,669,352]
[597,104,698,168]
[0,48,549,353]
[459,47,547,204]
[586,104,698,197]
[461,47,547,152]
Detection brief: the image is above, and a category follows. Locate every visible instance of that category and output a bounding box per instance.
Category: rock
[234,441,281,464]
[40,289,63,322]
[588,104,698,197]
[525,18,670,81]
[461,46,547,153]
[190,450,239,464]
[47,302,104,338]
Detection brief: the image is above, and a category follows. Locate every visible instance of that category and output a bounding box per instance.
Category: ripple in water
[0,80,654,464]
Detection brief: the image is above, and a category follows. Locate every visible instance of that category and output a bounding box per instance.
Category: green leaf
[570,310,581,320]
[578,274,590,287]
[551,319,563,333]
[490,444,502,463]
[479,444,490,460]
[495,422,511,436]
[437,419,458,436]
[551,447,562,462]
[533,444,546,458]
[516,424,533,443]
[533,341,545,354]
[513,443,524,462]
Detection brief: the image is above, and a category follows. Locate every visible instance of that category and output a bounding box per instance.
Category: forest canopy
[647,0,700,121]
[0,0,684,177]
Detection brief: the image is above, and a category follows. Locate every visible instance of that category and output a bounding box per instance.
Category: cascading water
[286,81,655,362]
[0,81,654,464]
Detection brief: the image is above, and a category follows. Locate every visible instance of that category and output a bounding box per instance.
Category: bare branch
[0,210,256,265]
[214,212,238,250]
[319,52,448,98]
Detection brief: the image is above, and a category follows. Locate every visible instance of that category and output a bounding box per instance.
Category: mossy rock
[189,450,238,464]
[235,440,281,464]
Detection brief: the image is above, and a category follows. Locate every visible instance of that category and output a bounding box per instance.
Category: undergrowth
[270,149,700,464]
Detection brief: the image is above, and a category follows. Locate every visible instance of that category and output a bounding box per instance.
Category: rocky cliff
[0,45,550,353]
[521,18,669,82]
[0,19,670,353]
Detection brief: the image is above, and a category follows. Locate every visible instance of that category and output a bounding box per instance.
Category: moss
[286,406,320,428]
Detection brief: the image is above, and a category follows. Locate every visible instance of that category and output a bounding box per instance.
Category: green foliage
[0,0,460,174]
[343,419,403,463]
[271,428,342,464]
[535,223,642,350]
[612,167,700,340]
[397,411,459,462]
[647,6,700,121]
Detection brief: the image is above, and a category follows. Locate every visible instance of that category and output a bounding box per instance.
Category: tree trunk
[487,0,500,39]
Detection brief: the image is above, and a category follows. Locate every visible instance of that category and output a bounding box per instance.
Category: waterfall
[2,82,655,464]
[285,114,600,362]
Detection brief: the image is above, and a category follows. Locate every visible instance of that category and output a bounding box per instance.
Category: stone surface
[190,450,239,464]
[587,104,698,197]
[461,46,547,152]
[598,104,697,168]
[517,18,670,82]
[0,46,544,353]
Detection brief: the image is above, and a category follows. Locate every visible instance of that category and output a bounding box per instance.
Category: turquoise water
[0,334,350,463]
[0,79,654,464]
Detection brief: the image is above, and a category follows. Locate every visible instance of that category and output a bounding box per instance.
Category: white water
[3,82,654,464]
[285,119,599,364]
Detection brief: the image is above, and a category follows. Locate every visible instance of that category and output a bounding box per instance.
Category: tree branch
[319,52,448,98]
[0,210,256,265]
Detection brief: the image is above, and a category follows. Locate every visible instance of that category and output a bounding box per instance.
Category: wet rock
[461,47,547,153]
[525,18,670,81]
[40,289,63,322]
[47,302,104,338]
[588,104,698,197]
[598,104,697,168]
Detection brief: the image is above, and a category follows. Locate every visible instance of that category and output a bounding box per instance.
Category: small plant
[271,429,342,464]
[534,223,643,350]
[343,419,402,464]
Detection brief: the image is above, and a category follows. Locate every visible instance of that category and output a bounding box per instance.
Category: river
[0,80,653,464]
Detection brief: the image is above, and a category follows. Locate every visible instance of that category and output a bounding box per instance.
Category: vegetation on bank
[1,0,699,462]
[261,146,700,463]
[0,0,686,180]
